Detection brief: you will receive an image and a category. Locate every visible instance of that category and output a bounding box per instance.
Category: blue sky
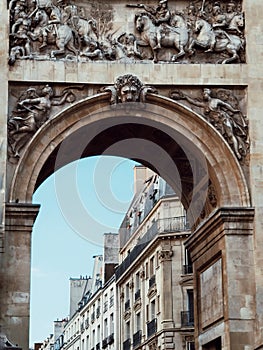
[30,156,138,346]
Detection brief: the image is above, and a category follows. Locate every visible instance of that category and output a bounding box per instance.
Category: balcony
[133,330,142,348]
[107,333,114,345]
[125,299,130,311]
[181,311,194,327]
[134,289,141,301]
[102,338,108,349]
[147,318,157,338]
[160,217,189,232]
[116,216,189,280]
[149,275,156,289]
[182,264,193,274]
[123,338,131,350]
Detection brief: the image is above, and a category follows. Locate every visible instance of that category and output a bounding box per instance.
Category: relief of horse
[30,9,78,57]
[135,12,188,63]
[64,5,98,46]
[76,18,98,45]
[188,17,245,64]
[227,12,244,34]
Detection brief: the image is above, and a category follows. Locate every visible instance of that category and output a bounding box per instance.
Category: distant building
[63,234,118,350]
[40,319,67,350]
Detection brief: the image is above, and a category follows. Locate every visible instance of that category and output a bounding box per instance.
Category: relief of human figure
[212,1,243,34]
[80,41,104,60]
[8,0,245,64]
[136,0,171,50]
[10,7,32,57]
[170,88,248,160]
[8,85,77,157]
[116,33,142,59]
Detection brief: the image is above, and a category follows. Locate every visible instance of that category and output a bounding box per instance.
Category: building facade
[63,236,118,350]
[57,169,195,350]
[116,171,194,350]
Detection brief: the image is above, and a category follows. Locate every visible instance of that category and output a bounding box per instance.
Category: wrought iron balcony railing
[123,338,131,350]
[107,333,114,345]
[116,216,189,280]
[147,318,157,338]
[133,330,142,348]
[181,311,194,327]
[102,338,108,349]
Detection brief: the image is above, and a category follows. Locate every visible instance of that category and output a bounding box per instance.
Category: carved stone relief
[99,74,157,104]
[9,0,245,65]
[7,78,248,166]
[7,84,85,160]
[170,87,249,161]
[199,258,224,329]
[158,249,173,262]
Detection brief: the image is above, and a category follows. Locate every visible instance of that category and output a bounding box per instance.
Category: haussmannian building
[57,166,195,350]
[115,167,194,350]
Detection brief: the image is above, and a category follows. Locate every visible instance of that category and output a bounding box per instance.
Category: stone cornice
[185,207,254,263]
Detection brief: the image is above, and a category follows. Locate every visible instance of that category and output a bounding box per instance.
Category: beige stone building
[0,0,263,349]
[63,237,118,350]
[116,171,194,350]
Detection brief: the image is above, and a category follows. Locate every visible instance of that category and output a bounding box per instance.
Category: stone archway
[2,84,254,350]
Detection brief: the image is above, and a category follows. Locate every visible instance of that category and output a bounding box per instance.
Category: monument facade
[0,0,262,349]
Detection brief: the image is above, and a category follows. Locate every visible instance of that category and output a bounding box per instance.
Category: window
[146,304,149,322]
[184,248,193,274]
[110,313,114,334]
[187,290,194,325]
[97,325,100,343]
[156,251,159,268]
[104,319,108,338]
[136,312,141,331]
[151,300,156,320]
[186,342,195,350]
[126,321,130,340]
[135,272,140,291]
[145,262,149,279]
[125,283,130,301]
[109,288,114,307]
[157,295,160,314]
[104,294,108,312]
[92,330,95,348]
[86,336,89,350]
[150,256,155,276]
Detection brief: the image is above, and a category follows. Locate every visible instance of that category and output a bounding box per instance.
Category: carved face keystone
[120,85,138,103]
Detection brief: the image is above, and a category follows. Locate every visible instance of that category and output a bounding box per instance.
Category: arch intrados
[9,93,250,210]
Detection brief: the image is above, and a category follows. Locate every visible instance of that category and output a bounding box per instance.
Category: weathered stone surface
[1,0,263,349]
